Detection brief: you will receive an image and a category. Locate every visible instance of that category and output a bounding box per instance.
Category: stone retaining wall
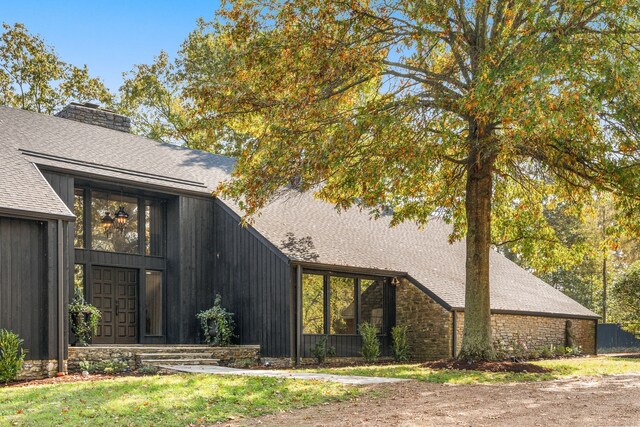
[68,345,261,373]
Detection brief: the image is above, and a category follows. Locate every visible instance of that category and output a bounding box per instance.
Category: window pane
[74,189,84,248]
[145,271,163,336]
[91,191,139,254]
[329,276,356,334]
[302,274,324,334]
[145,200,164,256]
[361,279,384,333]
[74,264,85,295]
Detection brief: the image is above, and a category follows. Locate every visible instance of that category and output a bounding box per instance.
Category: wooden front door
[91,266,138,344]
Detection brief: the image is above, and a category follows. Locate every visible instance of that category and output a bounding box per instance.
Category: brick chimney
[55,102,131,133]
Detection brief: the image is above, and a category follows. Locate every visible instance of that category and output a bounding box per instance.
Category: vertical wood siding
[165,196,217,344]
[212,201,291,357]
[0,217,50,359]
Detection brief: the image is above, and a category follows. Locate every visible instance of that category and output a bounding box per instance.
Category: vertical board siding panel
[0,217,49,360]
[210,202,291,357]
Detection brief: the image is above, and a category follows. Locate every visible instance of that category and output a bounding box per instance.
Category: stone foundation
[68,345,261,372]
[18,359,66,380]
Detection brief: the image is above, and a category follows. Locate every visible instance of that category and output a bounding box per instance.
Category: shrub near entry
[360,322,380,362]
[0,329,26,383]
[196,294,236,346]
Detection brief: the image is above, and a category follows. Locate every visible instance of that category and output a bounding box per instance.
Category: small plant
[137,365,159,375]
[359,322,380,363]
[78,360,92,372]
[391,325,409,362]
[196,294,236,346]
[69,288,101,347]
[311,336,335,363]
[540,344,555,359]
[94,359,128,374]
[0,329,26,383]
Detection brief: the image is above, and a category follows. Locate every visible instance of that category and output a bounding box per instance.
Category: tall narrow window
[145,200,164,256]
[145,270,163,336]
[302,274,324,334]
[74,188,84,248]
[74,264,85,295]
[91,191,139,254]
[329,276,356,334]
[360,279,384,333]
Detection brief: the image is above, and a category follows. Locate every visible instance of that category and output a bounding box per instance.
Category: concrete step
[137,352,214,360]
[141,358,220,366]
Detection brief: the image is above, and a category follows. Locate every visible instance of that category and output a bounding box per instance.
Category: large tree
[0,22,111,113]
[184,1,640,359]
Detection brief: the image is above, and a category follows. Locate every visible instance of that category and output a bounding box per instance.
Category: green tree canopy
[611,261,640,335]
[186,1,640,359]
[0,22,112,113]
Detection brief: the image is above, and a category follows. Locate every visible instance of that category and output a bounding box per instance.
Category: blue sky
[2,0,221,91]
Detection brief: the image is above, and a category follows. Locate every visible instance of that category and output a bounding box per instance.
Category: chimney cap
[71,101,100,109]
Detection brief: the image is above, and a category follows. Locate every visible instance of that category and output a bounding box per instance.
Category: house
[0,103,598,377]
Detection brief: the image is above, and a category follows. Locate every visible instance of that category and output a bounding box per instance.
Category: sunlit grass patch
[0,374,360,426]
[305,356,640,384]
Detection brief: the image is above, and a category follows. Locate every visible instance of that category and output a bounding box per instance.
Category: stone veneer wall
[18,360,66,380]
[55,103,131,133]
[394,280,597,360]
[454,312,597,355]
[395,281,452,360]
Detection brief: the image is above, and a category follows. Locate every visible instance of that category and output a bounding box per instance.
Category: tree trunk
[458,136,496,361]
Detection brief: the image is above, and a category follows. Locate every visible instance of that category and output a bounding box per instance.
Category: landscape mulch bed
[1,371,171,388]
[423,359,551,373]
[1,374,119,388]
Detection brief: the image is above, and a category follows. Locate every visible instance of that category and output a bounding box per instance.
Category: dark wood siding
[212,200,291,357]
[0,217,51,360]
[165,196,217,344]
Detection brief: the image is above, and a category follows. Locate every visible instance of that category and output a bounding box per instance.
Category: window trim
[302,270,390,337]
[73,185,166,258]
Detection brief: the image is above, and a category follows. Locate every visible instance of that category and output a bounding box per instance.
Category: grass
[304,355,640,384]
[0,374,360,426]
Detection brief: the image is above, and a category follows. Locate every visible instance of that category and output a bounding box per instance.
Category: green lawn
[305,356,640,384]
[0,374,360,426]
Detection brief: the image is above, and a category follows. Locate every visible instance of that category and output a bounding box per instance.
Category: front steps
[68,344,261,373]
[137,351,220,368]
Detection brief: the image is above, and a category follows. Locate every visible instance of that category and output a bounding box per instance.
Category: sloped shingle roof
[0,105,597,318]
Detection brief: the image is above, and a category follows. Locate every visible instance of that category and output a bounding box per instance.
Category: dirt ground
[233,374,640,427]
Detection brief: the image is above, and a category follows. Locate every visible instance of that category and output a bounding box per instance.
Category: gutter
[451,310,457,358]
[295,265,303,365]
[57,219,65,374]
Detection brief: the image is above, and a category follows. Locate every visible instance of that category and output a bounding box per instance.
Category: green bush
[69,288,101,347]
[0,329,26,383]
[391,325,409,361]
[359,322,380,363]
[137,365,160,375]
[93,359,128,374]
[196,294,236,346]
[311,336,335,364]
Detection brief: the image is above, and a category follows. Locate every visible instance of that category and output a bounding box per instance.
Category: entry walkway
[160,364,410,385]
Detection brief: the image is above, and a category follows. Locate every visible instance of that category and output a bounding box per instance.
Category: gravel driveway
[232,374,640,426]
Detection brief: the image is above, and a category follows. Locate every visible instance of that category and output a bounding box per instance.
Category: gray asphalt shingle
[0,105,597,318]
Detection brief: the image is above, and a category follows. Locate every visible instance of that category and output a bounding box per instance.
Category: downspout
[295,265,302,365]
[451,310,457,358]
[57,219,65,374]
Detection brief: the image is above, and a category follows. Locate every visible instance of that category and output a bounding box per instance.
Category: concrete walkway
[159,364,410,385]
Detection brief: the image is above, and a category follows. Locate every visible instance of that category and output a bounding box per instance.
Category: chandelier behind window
[101,191,129,236]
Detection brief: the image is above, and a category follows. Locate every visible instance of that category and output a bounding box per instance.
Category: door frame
[89,265,140,345]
